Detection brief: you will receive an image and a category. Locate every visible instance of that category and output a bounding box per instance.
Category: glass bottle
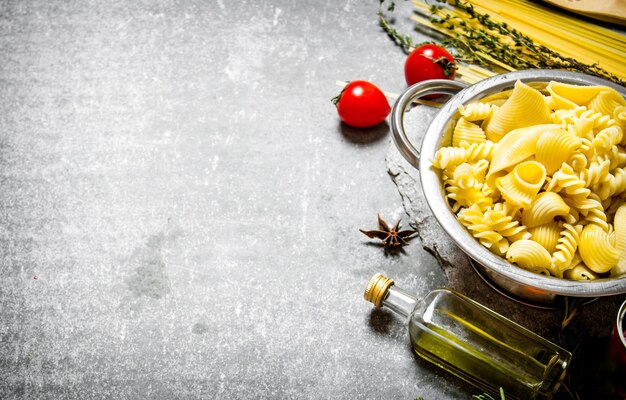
[364,273,571,400]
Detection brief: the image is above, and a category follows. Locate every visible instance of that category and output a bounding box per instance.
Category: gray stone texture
[0,1,624,399]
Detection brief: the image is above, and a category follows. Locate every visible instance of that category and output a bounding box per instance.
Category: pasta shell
[614,106,626,141]
[453,117,487,147]
[506,239,551,274]
[611,204,626,277]
[579,224,619,274]
[435,79,626,281]
[496,161,546,208]
[521,192,570,228]
[587,89,626,117]
[563,264,598,281]
[535,129,582,175]
[528,221,561,254]
[484,80,552,142]
[547,81,608,106]
[487,124,558,178]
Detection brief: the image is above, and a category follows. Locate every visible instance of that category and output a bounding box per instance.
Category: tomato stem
[422,54,457,77]
[331,82,350,106]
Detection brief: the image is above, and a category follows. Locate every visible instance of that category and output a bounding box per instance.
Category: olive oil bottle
[364,273,571,399]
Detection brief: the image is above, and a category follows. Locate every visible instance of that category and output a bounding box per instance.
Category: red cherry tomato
[404,44,456,86]
[333,80,391,128]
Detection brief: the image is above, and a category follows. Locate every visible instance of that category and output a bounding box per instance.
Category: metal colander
[390,69,626,304]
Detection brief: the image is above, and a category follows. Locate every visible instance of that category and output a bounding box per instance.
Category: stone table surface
[0,1,624,400]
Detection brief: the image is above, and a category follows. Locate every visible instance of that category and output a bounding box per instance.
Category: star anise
[360,213,418,248]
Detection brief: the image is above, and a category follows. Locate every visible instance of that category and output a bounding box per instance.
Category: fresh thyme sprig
[377,0,626,86]
[428,0,626,86]
[378,0,419,54]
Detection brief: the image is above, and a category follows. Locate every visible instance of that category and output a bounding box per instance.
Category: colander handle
[390,80,468,169]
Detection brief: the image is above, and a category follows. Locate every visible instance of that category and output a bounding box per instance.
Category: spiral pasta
[458,204,509,256]
[434,79,626,279]
[595,168,626,201]
[592,126,623,153]
[608,146,626,169]
[551,223,583,276]
[580,159,611,188]
[445,161,491,211]
[433,141,495,170]
[459,102,495,121]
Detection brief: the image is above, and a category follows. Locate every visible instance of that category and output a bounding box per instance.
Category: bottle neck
[382,285,417,318]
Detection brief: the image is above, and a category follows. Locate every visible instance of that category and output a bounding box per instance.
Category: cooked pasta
[578,224,619,274]
[521,192,570,229]
[546,163,590,199]
[432,141,495,170]
[587,89,626,116]
[528,220,560,254]
[496,161,546,208]
[552,223,583,277]
[459,102,495,122]
[433,79,626,279]
[546,81,606,107]
[563,264,598,281]
[596,168,626,201]
[534,129,582,174]
[487,124,557,178]
[458,204,509,256]
[505,240,551,275]
[484,81,552,142]
[612,204,626,277]
[445,161,491,211]
[592,126,623,153]
[452,117,487,147]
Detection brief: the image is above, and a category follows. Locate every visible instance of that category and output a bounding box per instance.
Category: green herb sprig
[428,0,626,86]
[377,0,626,86]
[378,0,420,54]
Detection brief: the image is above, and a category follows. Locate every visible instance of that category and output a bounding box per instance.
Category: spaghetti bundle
[411,0,626,85]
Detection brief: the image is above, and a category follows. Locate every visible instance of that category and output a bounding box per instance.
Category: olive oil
[364,274,570,399]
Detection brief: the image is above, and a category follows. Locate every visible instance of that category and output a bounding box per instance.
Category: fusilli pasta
[434,80,626,279]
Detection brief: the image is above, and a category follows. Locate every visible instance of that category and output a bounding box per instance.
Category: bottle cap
[364,273,394,307]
